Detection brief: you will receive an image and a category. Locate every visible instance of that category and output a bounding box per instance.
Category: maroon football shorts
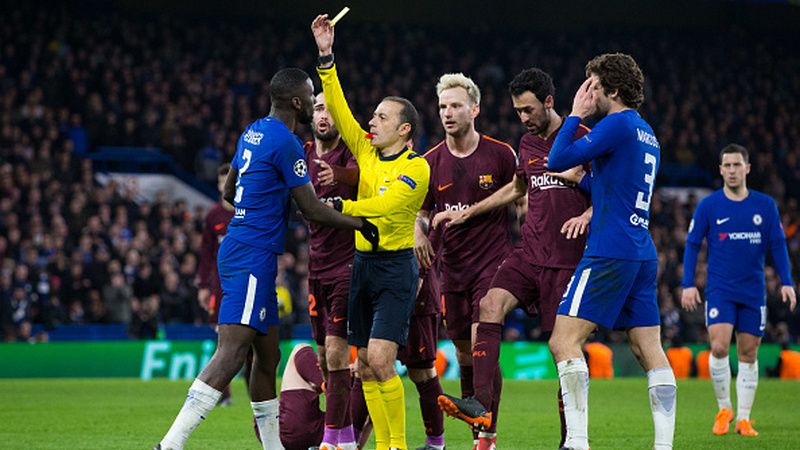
[279,389,324,450]
[442,266,496,341]
[397,313,440,369]
[490,248,575,332]
[308,277,350,345]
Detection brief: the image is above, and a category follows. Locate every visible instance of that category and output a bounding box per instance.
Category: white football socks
[557,358,589,450]
[736,361,758,421]
[252,398,283,450]
[709,354,732,410]
[648,367,676,450]
[160,378,222,450]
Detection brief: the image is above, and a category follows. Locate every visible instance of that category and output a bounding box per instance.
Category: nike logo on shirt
[437,183,453,191]
[716,218,731,225]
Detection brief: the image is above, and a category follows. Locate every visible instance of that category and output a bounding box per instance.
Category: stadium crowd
[1,4,799,343]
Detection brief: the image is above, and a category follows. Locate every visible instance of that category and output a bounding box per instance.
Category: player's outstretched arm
[432,174,527,230]
[414,210,434,269]
[222,165,237,205]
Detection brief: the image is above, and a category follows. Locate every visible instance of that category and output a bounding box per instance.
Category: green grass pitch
[1,378,798,449]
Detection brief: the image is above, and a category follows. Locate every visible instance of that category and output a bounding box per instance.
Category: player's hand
[358,218,380,251]
[547,165,585,185]
[680,287,703,312]
[781,285,797,312]
[311,14,335,55]
[570,77,597,119]
[197,288,211,311]
[561,207,592,239]
[414,232,435,269]
[314,159,336,186]
[431,210,463,230]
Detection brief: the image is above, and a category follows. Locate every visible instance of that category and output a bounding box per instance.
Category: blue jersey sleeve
[578,173,592,194]
[682,200,709,287]
[767,200,794,286]
[274,136,311,188]
[548,115,620,172]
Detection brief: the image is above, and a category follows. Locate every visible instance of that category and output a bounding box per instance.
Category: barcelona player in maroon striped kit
[435,68,592,450]
[304,92,361,450]
[415,73,517,450]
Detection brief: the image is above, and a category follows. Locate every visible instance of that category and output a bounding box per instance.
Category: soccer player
[154,67,379,450]
[546,53,675,450]
[415,72,517,449]
[681,143,796,437]
[434,68,591,450]
[313,14,431,450]
[399,227,445,450]
[304,92,361,450]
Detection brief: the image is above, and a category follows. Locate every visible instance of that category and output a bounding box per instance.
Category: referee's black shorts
[347,249,418,348]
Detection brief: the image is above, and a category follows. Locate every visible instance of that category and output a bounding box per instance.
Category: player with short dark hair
[546,53,675,450]
[435,67,591,450]
[304,92,361,450]
[682,143,796,437]
[154,67,379,450]
[313,15,431,450]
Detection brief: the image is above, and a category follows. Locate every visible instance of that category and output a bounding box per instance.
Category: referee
[312,14,430,450]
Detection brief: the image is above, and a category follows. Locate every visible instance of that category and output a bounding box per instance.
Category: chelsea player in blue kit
[546,54,675,450]
[681,144,796,437]
[155,68,379,450]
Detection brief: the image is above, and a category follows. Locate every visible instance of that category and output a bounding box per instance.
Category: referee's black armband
[331,198,343,212]
[318,53,335,69]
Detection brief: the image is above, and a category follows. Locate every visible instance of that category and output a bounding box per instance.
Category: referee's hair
[508,68,555,103]
[270,68,310,104]
[720,143,749,164]
[383,96,419,139]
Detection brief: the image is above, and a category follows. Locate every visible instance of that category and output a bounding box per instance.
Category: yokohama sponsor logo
[719,231,761,244]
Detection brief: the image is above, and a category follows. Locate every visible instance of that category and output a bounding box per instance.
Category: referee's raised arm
[311,14,372,162]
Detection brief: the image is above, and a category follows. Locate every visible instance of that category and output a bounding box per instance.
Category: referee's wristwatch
[318,53,335,69]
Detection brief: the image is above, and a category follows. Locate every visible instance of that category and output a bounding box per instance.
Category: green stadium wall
[0,340,796,380]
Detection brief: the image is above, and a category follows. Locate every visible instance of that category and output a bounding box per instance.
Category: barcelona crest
[479,174,494,190]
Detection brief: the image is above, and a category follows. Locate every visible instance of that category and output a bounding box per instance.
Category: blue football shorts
[557,256,660,330]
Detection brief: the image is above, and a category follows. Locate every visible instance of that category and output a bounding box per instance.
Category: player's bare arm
[222,167,237,205]
[781,285,797,311]
[414,210,434,269]
[680,286,703,312]
[561,206,592,240]
[432,174,527,229]
[547,161,586,185]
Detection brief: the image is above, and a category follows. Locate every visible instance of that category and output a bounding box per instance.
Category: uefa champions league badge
[753,214,762,226]
[293,159,307,177]
[259,307,267,322]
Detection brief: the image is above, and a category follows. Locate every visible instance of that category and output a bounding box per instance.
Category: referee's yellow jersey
[318,65,430,252]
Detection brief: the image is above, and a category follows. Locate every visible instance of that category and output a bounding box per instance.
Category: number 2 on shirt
[234,149,252,204]
[635,152,657,211]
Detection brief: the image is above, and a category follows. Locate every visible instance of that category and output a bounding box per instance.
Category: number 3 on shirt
[234,149,252,204]
[635,153,657,211]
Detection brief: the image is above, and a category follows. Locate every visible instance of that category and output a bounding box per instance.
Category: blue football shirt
[226,117,311,253]
[549,110,660,261]
[683,189,792,302]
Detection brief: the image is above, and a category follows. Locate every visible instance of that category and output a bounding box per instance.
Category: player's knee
[479,294,506,322]
[737,346,758,363]
[710,342,729,359]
